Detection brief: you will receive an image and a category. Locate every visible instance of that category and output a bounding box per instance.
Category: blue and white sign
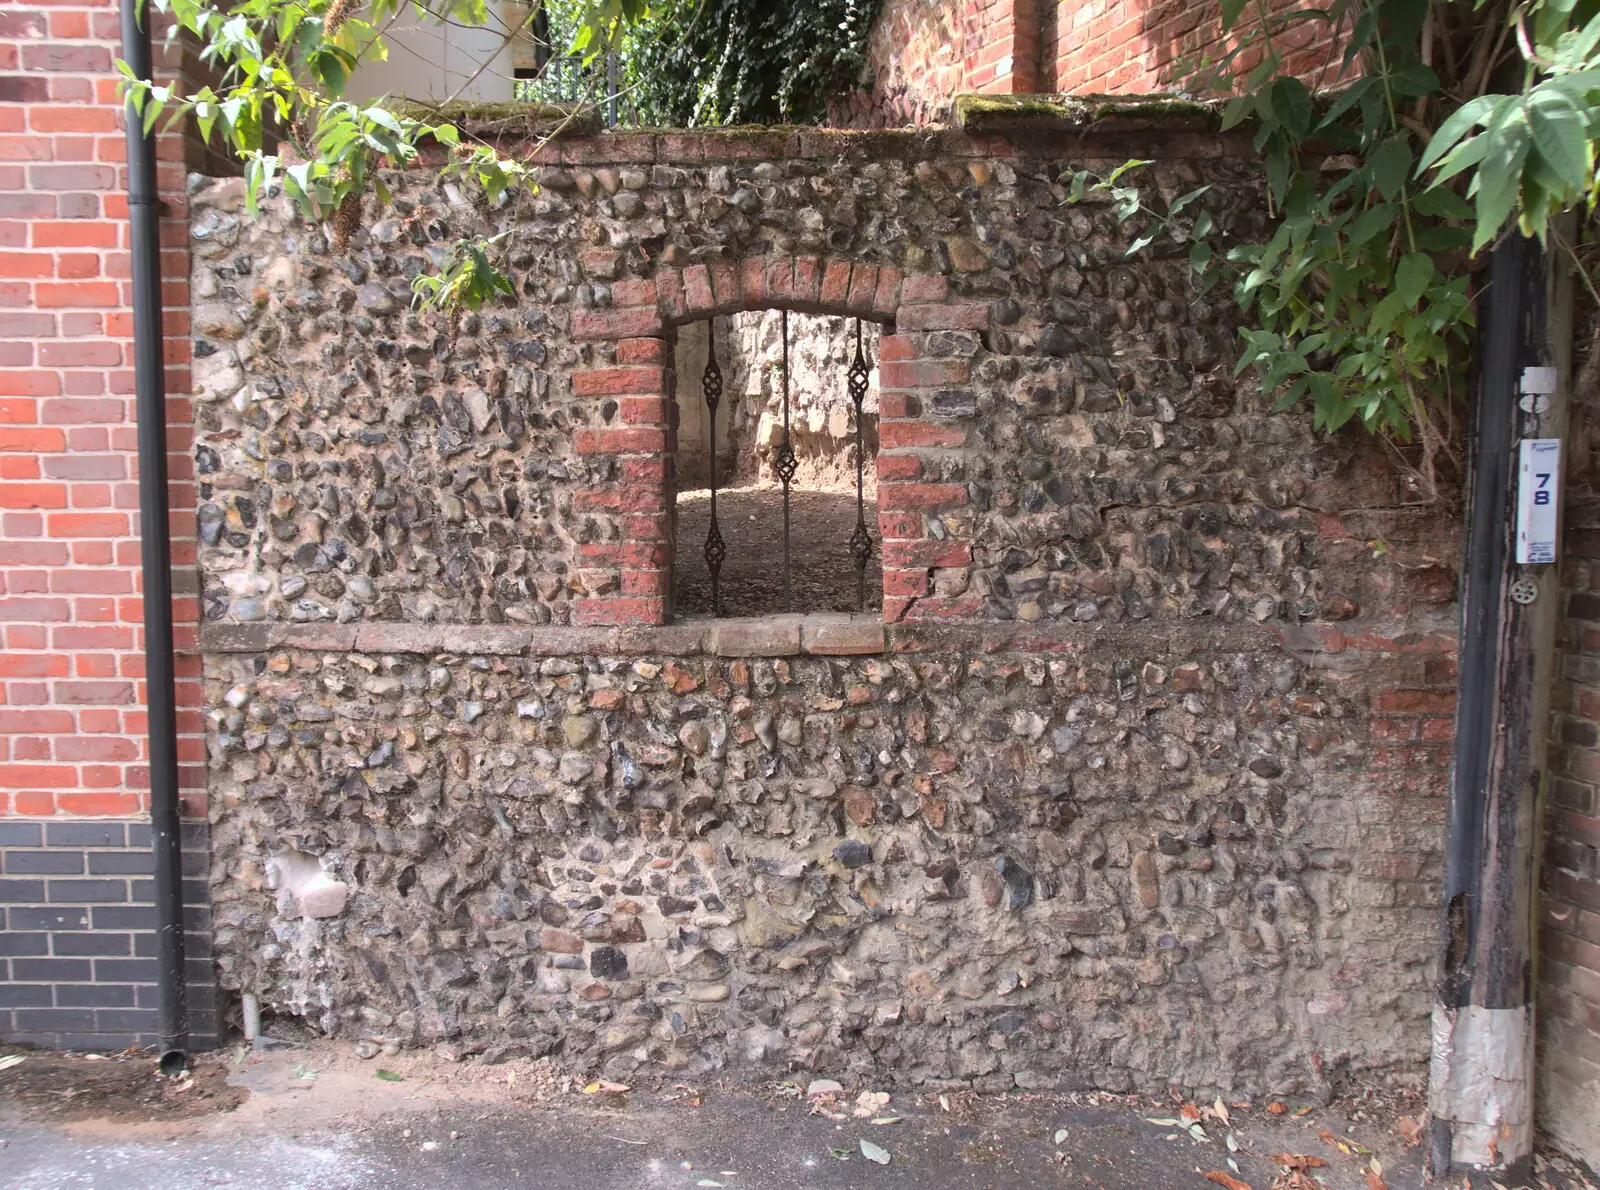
[1516,438,1561,565]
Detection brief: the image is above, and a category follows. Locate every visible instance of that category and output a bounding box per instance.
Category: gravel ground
[6,1042,1595,1190]
[675,486,881,618]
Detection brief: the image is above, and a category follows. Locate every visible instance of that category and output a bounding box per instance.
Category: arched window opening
[673,310,882,618]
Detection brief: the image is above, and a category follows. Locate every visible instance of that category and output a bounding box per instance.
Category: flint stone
[358,282,398,313]
[996,856,1033,910]
[590,946,629,980]
[834,840,872,869]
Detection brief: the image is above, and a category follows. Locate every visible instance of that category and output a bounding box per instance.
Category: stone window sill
[700,613,884,657]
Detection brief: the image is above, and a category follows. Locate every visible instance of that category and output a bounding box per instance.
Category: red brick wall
[1040,0,1345,93]
[844,0,1040,127]
[1542,321,1600,1163]
[851,0,1347,123]
[1040,0,1345,94]
[0,3,202,819]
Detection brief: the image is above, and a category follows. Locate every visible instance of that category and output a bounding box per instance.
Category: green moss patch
[393,99,604,137]
[954,93,1221,132]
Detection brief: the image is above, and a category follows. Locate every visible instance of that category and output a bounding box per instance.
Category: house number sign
[1515,437,1561,565]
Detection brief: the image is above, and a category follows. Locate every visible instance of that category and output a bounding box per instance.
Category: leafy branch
[1121,0,1600,467]
[120,0,630,309]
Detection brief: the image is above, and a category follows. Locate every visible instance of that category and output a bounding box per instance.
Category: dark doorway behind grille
[673,312,881,618]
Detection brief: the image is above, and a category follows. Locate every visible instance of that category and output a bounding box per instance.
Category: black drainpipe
[119,0,189,1074]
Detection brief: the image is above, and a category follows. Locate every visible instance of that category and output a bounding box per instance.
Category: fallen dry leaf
[1213,1097,1231,1126]
[1365,1160,1389,1190]
[859,1138,890,1165]
[1271,1155,1328,1171]
[1396,1116,1425,1146]
[1182,1103,1204,1123]
[1268,1173,1327,1190]
[1204,1171,1253,1190]
[1267,1102,1288,1115]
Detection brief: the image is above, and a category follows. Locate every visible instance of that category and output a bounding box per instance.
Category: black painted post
[1429,230,1571,1184]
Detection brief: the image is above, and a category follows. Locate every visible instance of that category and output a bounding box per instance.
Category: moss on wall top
[953,93,1222,133]
[393,99,605,137]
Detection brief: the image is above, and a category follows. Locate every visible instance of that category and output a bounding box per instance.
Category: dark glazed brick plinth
[0,819,217,1051]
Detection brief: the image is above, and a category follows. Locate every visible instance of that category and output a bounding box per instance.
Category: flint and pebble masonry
[180,121,1463,1095]
[0,3,1590,1170]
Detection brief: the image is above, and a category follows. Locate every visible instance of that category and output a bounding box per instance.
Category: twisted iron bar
[847,318,874,612]
[701,321,726,616]
[774,309,798,612]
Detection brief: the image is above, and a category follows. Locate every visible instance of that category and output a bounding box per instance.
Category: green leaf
[1525,87,1591,191]
[1272,77,1313,139]
[1371,136,1413,201]
[1220,0,1249,29]
[1168,185,1211,216]
[1344,6,1378,67]
[1388,63,1439,99]
[1394,253,1434,308]
[1415,224,1472,251]
[1368,291,1408,335]
[375,1068,404,1082]
[363,105,405,134]
[1472,110,1532,253]
[1265,145,1292,204]
[1345,203,1397,249]
[1189,240,1212,272]
[1317,78,1375,129]
[1410,187,1474,220]
[1431,134,1493,186]
[1105,159,1151,186]
[1418,95,1500,172]
[1221,95,1253,131]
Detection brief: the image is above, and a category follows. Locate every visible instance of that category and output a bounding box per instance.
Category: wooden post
[1429,228,1573,1183]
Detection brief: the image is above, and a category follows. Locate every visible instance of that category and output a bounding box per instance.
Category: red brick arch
[569,253,989,627]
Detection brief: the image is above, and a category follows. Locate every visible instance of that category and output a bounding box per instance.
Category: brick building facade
[847,0,1344,126]
[0,0,213,1047]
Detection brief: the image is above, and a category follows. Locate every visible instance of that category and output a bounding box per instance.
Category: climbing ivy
[1131,0,1600,454]
[622,0,881,126]
[519,0,880,124]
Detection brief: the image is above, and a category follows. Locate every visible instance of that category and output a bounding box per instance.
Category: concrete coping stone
[203,614,1452,658]
[198,616,1431,660]
[200,615,888,659]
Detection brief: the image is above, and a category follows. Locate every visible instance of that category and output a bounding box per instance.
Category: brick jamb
[568,253,982,627]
